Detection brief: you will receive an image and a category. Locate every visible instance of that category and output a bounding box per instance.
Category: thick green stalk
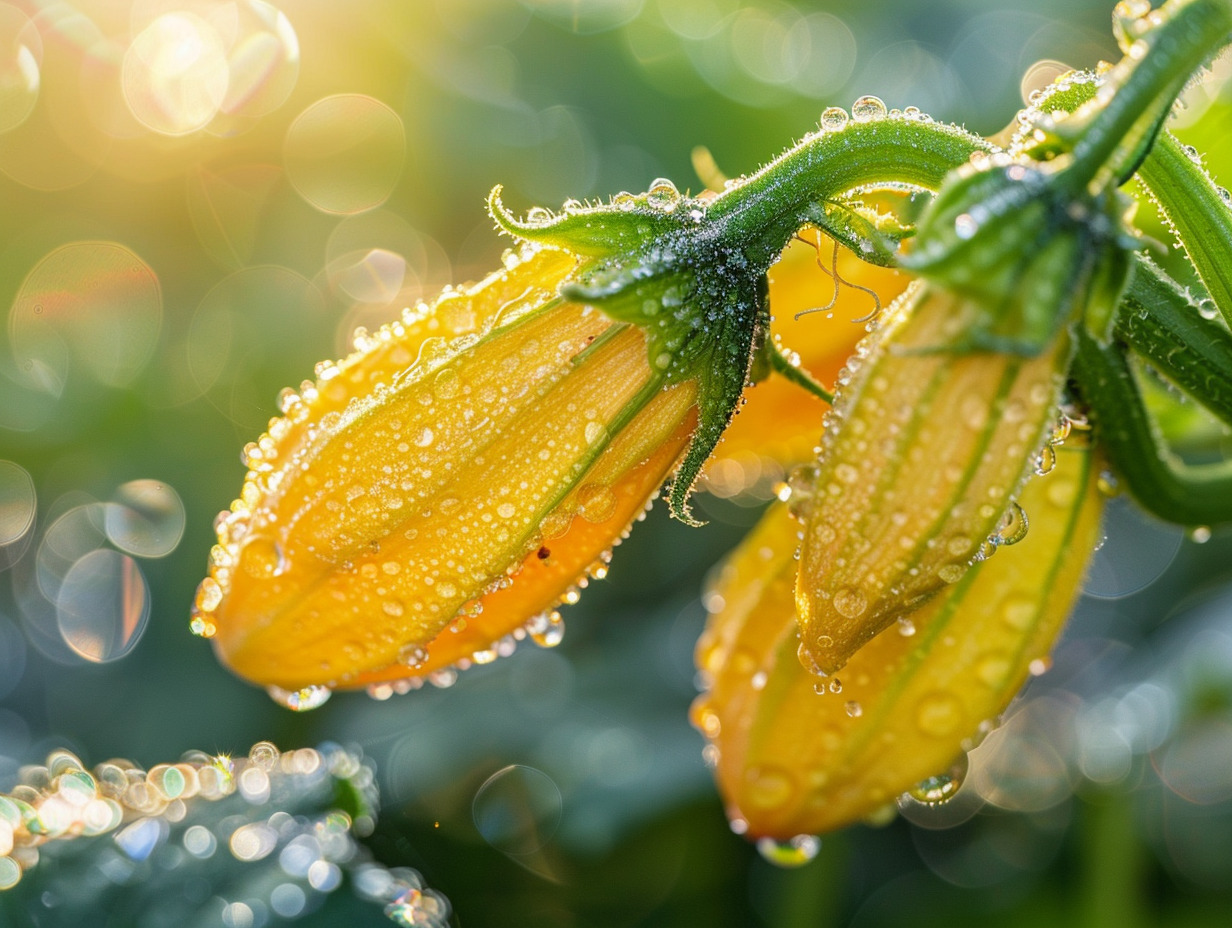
[707,117,990,269]
[1064,0,1232,190]
[1137,131,1232,327]
[1115,258,1232,426]
[1073,326,1232,525]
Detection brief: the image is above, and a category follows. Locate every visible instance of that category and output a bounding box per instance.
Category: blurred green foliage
[3,1,1232,926]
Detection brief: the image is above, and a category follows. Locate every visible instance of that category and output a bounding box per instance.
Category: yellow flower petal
[694,436,1102,839]
[195,246,699,691]
[794,280,1071,675]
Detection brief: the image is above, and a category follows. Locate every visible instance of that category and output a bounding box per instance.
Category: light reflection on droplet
[0,3,42,134]
[122,12,229,136]
[8,242,163,392]
[0,460,36,566]
[284,94,405,214]
[104,479,186,558]
[56,548,150,663]
[472,764,562,857]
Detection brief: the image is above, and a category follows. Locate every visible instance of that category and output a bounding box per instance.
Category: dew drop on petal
[819,106,849,131]
[850,95,886,121]
[832,586,867,619]
[266,684,332,712]
[915,692,964,737]
[756,834,821,868]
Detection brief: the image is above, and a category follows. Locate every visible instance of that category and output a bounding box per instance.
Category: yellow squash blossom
[194,243,700,699]
[694,435,1103,839]
[793,279,1073,676]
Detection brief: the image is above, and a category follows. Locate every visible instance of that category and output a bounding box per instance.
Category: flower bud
[793,280,1071,675]
[694,435,1102,839]
[194,244,699,694]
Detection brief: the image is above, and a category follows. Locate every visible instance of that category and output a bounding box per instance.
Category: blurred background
[2,0,1232,925]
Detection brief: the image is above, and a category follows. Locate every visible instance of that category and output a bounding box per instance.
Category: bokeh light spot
[123,12,229,136]
[8,241,163,392]
[55,548,151,663]
[1083,496,1184,599]
[219,0,299,120]
[0,459,36,561]
[104,479,186,558]
[0,3,42,134]
[472,764,562,857]
[284,94,405,215]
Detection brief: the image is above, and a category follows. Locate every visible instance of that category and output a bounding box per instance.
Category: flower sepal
[490,181,774,523]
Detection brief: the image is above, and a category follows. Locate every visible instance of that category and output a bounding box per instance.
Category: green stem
[1064,0,1232,190]
[1073,326,1232,526]
[1136,130,1232,327]
[708,118,990,269]
[1115,257,1232,426]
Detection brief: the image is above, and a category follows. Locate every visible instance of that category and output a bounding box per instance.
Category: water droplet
[906,755,968,805]
[646,177,680,211]
[915,692,963,736]
[239,535,287,579]
[897,617,916,637]
[995,501,1029,546]
[577,484,617,522]
[845,700,863,718]
[976,651,1012,688]
[529,611,564,648]
[266,684,332,712]
[584,421,608,445]
[433,367,461,400]
[1190,525,1212,543]
[756,834,821,868]
[819,106,849,131]
[472,765,562,856]
[850,95,887,121]
[398,643,429,668]
[1002,596,1035,630]
[832,586,867,619]
[746,765,796,809]
[1034,444,1057,476]
[937,564,966,584]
